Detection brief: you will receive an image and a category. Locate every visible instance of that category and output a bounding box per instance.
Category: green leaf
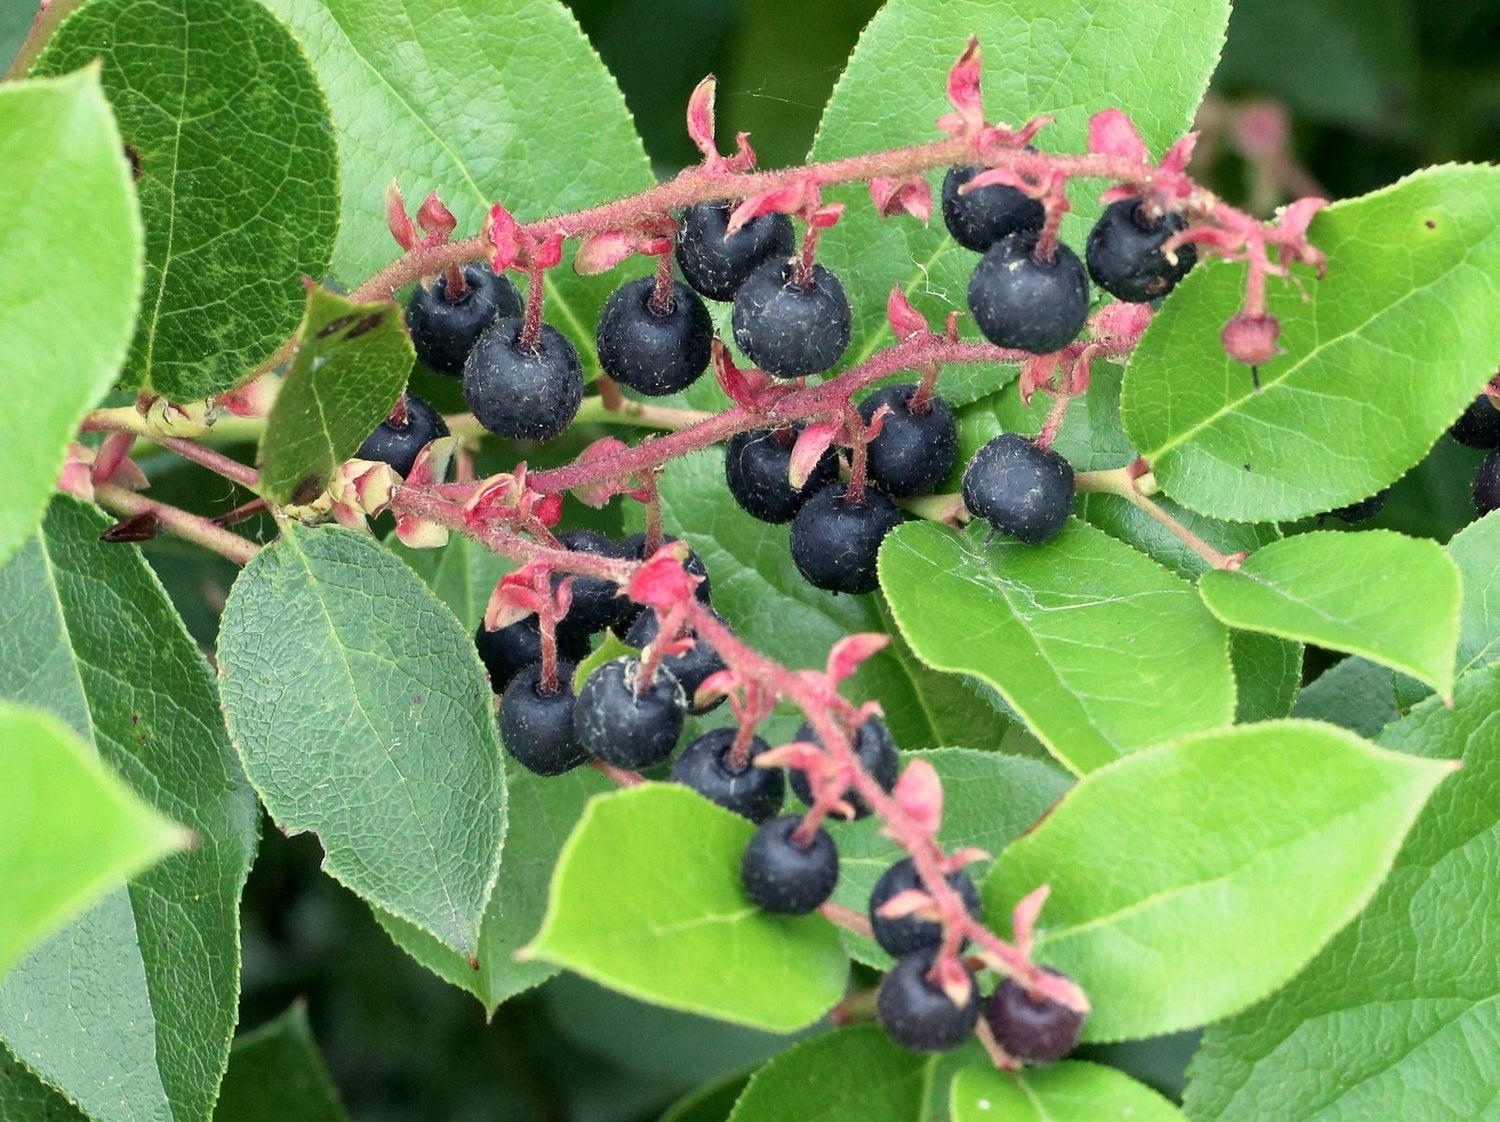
[33,0,339,401]
[259,0,652,362]
[983,720,1453,1041]
[573,629,639,695]
[387,532,513,632]
[260,288,415,505]
[0,69,141,568]
[661,1072,752,1122]
[657,449,1012,751]
[1186,665,1500,1121]
[1291,656,1400,738]
[1199,531,1461,698]
[1448,510,1500,677]
[0,496,259,1122]
[950,1061,1187,1121]
[213,1004,347,1122]
[1230,631,1304,722]
[810,0,1229,375]
[525,784,847,1032]
[879,520,1235,774]
[0,702,184,982]
[217,521,504,957]
[372,762,611,1013]
[830,748,1071,967]
[1122,165,1500,521]
[727,1025,927,1122]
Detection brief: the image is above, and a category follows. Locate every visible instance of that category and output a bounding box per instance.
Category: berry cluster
[1451,389,1500,516]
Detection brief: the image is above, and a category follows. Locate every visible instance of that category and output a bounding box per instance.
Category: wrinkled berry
[789,482,902,595]
[676,201,796,302]
[1085,198,1196,303]
[941,165,1045,253]
[406,263,521,375]
[740,815,839,914]
[858,384,958,497]
[967,230,1090,355]
[724,426,841,524]
[671,728,783,822]
[463,318,583,440]
[962,433,1075,545]
[499,662,587,776]
[877,949,980,1053]
[356,394,449,477]
[732,260,852,378]
[868,857,982,958]
[596,276,714,396]
[573,656,686,770]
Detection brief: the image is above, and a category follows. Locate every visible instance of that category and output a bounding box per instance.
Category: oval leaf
[1186,666,1500,1121]
[0,496,259,1122]
[879,520,1235,774]
[811,0,1229,392]
[34,0,340,401]
[0,69,142,567]
[0,702,184,982]
[260,288,415,504]
[525,784,848,1032]
[727,1025,927,1122]
[217,522,504,957]
[1200,531,1461,698]
[951,1061,1187,1122]
[983,720,1453,1041]
[1448,509,1500,679]
[1122,165,1500,520]
[214,1003,348,1122]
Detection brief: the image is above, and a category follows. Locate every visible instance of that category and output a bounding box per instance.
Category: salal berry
[732,260,852,378]
[789,713,899,819]
[984,973,1086,1064]
[356,394,449,477]
[595,276,714,396]
[622,533,713,605]
[476,617,590,694]
[868,857,982,958]
[967,230,1090,355]
[624,609,729,713]
[573,656,686,770]
[1085,198,1197,303]
[499,662,586,776]
[406,263,521,375]
[962,433,1075,545]
[858,384,958,497]
[553,530,632,637]
[670,728,783,822]
[1450,393,1500,449]
[1328,487,1391,524]
[675,200,795,302]
[725,426,840,524]
[463,318,583,440]
[1476,449,1500,517]
[740,815,838,914]
[941,165,1045,253]
[877,949,980,1053]
[789,482,902,595]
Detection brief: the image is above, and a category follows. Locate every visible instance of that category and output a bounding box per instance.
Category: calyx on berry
[572,656,686,770]
[789,482,902,595]
[499,661,586,776]
[877,948,980,1053]
[624,609,730,714]
[868,857,981,958]
[967,230,1090,355]
[1085,197,1197,303]
[463,318,584,440]
[731,260,852,378]
[595,276,714,396]
[941,164,1045,253]
[406,262,521,375]
[476,616,589,694]
[676,200,795,302]
[670,728,783,822]
[739,815,839,914]
[788,712,899,819]
[724,426,841,524]
[961,433,1075,545]
[858,384,958,498]
[356,394,449,478]
[984,971,1086,1064]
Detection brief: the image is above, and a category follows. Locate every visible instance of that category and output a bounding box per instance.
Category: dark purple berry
[553,530,632,636]
[573,657,686,770]
[356,394,449,477]
[624,609,728,714]
[499,662,586,776]
[731,260,852,378]
[877,949,980,1053]
[1327,488,1391,524]
[984,973,1086,1064]
[962,434,1075,545]
[595,277,713,396]
[789,482,902,595]
[1085,198,1196,303]
[670,728,783,822]
[941,165,1045,253]
[405,263,522,375]
[740,815,838,914]
[622,533,713,605]
[1450,393,1500,449]
[675,200,796,302]
[788,714,898,820]
[868,857,982,958]
[724,426,841,524]
[463,318,583,440]
[476,616,590,694]
[967,230,1090,355]
[1476,449,1500,517]
[858,384,958,497]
